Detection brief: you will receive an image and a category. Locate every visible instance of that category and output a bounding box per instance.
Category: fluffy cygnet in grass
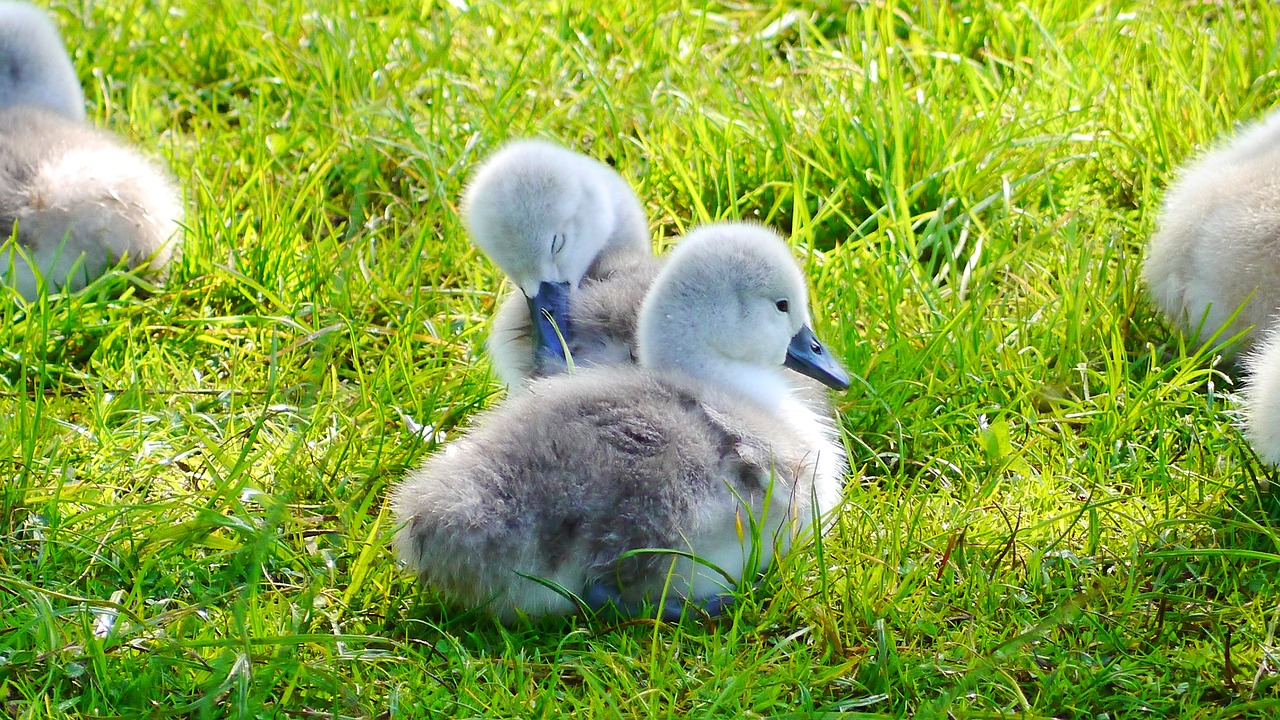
[460,138,655,387]
[0,1,182,300]
[1143,108,1280,358]
[392,222,850,622]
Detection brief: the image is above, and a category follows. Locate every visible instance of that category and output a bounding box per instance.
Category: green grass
[3,0,1280,717]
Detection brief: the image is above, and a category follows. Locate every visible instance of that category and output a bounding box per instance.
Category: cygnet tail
[390,459,588,621]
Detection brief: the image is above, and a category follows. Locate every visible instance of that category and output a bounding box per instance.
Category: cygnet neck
[639,305,797,413]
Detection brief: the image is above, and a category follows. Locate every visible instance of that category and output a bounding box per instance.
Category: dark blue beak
[783,325,850,390]
[527,280,572,370]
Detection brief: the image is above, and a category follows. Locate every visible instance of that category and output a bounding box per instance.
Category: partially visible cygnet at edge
[0,1,182,300]
[1244,328,1280,464]
[1143,108,1280,359]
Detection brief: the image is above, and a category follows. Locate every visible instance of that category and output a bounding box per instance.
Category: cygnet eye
[775,299,789,313]
[550,234,566,255]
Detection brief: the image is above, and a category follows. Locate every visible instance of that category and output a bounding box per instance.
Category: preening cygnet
[1143,108,1280,357]
[0,1,182,300]
[393,223,851,622]
[460,138,654,386]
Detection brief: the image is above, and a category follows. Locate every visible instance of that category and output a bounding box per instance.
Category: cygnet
[1143,108,1280,357]
[392,222,850,622]
[460,138,654,386]
[0,1,182,300]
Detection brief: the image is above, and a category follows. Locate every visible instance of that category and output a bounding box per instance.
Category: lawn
[3,0,1280,717]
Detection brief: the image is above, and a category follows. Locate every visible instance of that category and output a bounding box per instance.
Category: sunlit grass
[3,0,1280,717]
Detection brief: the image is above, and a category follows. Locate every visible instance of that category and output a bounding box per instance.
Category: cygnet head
[461,139,649,368]
[637,223,850,403]
[0,2,85,120]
